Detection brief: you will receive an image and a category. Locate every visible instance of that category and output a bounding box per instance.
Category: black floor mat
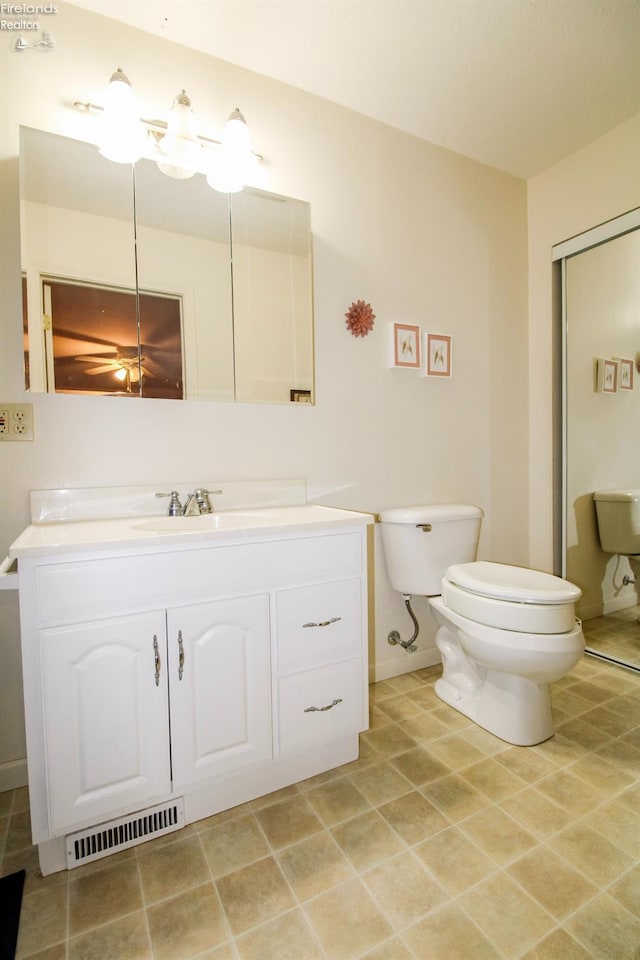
[0,871,25,960]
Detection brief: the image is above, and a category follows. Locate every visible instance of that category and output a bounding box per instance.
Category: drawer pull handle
[177,630,185,681]
[304,697,343,713]
[302,617,342,628]
[153,635,161,687]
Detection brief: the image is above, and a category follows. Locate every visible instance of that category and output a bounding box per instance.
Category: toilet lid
[445,561,582,605]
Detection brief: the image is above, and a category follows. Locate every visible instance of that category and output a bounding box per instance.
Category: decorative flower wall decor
[345,300,375,338]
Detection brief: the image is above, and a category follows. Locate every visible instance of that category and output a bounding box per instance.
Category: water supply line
[388,594,419,653]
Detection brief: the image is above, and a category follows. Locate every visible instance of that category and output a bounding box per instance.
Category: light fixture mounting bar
[73,100,222,147]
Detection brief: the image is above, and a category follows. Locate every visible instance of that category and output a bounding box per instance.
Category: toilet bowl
[379,505,585,746]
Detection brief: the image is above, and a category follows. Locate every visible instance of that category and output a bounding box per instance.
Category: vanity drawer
[276,578,363,674]
[278,657,364,753]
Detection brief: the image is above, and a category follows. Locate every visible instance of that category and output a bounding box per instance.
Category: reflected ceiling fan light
[113,366,127,382]
[206,108,258,193]
[156,90,202,180]
[97,68,145,164]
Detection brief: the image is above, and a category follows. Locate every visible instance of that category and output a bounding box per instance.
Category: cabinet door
[167,594,271,788]
[41,611,170,835]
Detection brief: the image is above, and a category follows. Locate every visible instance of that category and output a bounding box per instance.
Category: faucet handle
[155,490,183,516]
[194,488,222,514]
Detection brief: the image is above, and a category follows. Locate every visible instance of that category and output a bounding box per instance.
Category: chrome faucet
[156,488,222,516]
[182,488,222,516]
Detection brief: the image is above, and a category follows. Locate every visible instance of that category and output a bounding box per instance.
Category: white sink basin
[134,511,271,532]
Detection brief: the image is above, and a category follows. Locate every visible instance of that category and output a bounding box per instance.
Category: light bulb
[97,68,145,164]
[206,108,257,193]
[157,90,202,179]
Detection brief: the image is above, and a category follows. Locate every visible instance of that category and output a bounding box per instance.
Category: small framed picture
[423,333,452,378]
[596,358,618,394]
[390,323,421,369]
[290,389,312,403]
[619,358,634,391]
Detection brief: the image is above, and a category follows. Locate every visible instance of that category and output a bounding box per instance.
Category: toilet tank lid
[445,561,582,604]
[379,504,483,524]
[593,489,640,502]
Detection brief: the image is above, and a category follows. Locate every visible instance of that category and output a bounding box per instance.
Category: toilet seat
[442,561,581,634]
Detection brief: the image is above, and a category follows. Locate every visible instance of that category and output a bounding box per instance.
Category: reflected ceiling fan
[74,347,163,385]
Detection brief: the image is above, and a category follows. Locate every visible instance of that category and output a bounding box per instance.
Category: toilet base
[434,630,554,746]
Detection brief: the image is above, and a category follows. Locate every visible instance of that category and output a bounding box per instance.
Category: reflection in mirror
[231,189,314,403]
[20,128,138,394]
[19,126,315,403]
[133,157,233,400]
[563,220,640,670]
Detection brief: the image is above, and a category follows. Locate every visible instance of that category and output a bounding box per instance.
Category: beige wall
[0,4,529,784]
[527,112,640,573]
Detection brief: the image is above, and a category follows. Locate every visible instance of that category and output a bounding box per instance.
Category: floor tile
[137,833,210,904]
[254,796,323,850]
[216,856,295,936]
[377,790,449,845]
[304,776,369,826]
[200,813,270,878]
[330,809,404,871]
[68,859,143,936]
[403,902,502,959]
[276,831,353,900]
[415,825,496,894]
[507,846,598,920]
[459,872,555,957]
[565,892,640,960]
[304,878,393,959]
[362,850,446,929]
[235,908,324,960]
[68,911,151,960]
[146,882,230,959]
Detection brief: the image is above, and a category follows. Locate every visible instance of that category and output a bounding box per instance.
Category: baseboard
[602,593,638,616]
[0,758,28,793]
[371,645,441,683]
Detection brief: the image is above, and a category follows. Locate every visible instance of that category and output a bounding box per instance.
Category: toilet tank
[379,504,483,596]
[593,489,640,555]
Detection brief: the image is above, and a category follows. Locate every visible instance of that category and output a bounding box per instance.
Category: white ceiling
[67,0,640,179]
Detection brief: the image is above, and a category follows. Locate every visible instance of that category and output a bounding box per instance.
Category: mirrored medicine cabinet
[19,126,315,404]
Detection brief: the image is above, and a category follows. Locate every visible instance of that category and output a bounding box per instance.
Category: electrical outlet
[0,403,34,441]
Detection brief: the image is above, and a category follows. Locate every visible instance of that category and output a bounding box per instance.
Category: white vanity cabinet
[12,507,371,875]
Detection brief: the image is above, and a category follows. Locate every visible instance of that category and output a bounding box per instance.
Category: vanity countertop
[9,504,374,559]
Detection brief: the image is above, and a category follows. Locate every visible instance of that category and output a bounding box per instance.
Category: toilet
[593,489,640,584]
[379,504,584,746]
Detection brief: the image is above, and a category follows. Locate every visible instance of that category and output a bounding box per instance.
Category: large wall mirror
[19,127,314,404]
[557,208,640,671]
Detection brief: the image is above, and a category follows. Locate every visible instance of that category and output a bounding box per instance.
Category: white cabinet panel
[40,612,171,835]
[167,595,271,787]
[276,578,362,674]
[278,658,364,753]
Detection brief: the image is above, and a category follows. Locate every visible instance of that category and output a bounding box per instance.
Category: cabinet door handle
[153,635,161,687]
[302,617,342,628]
[304,698,343,713]
[177,630,185,681]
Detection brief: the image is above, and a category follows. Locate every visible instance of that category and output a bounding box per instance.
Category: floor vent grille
[65,798,185,869]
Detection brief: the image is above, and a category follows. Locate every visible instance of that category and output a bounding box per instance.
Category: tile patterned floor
[583,606,640,671]
[1,655,640,959]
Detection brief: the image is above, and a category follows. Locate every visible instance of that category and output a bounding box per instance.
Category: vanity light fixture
[75,69,261,193]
